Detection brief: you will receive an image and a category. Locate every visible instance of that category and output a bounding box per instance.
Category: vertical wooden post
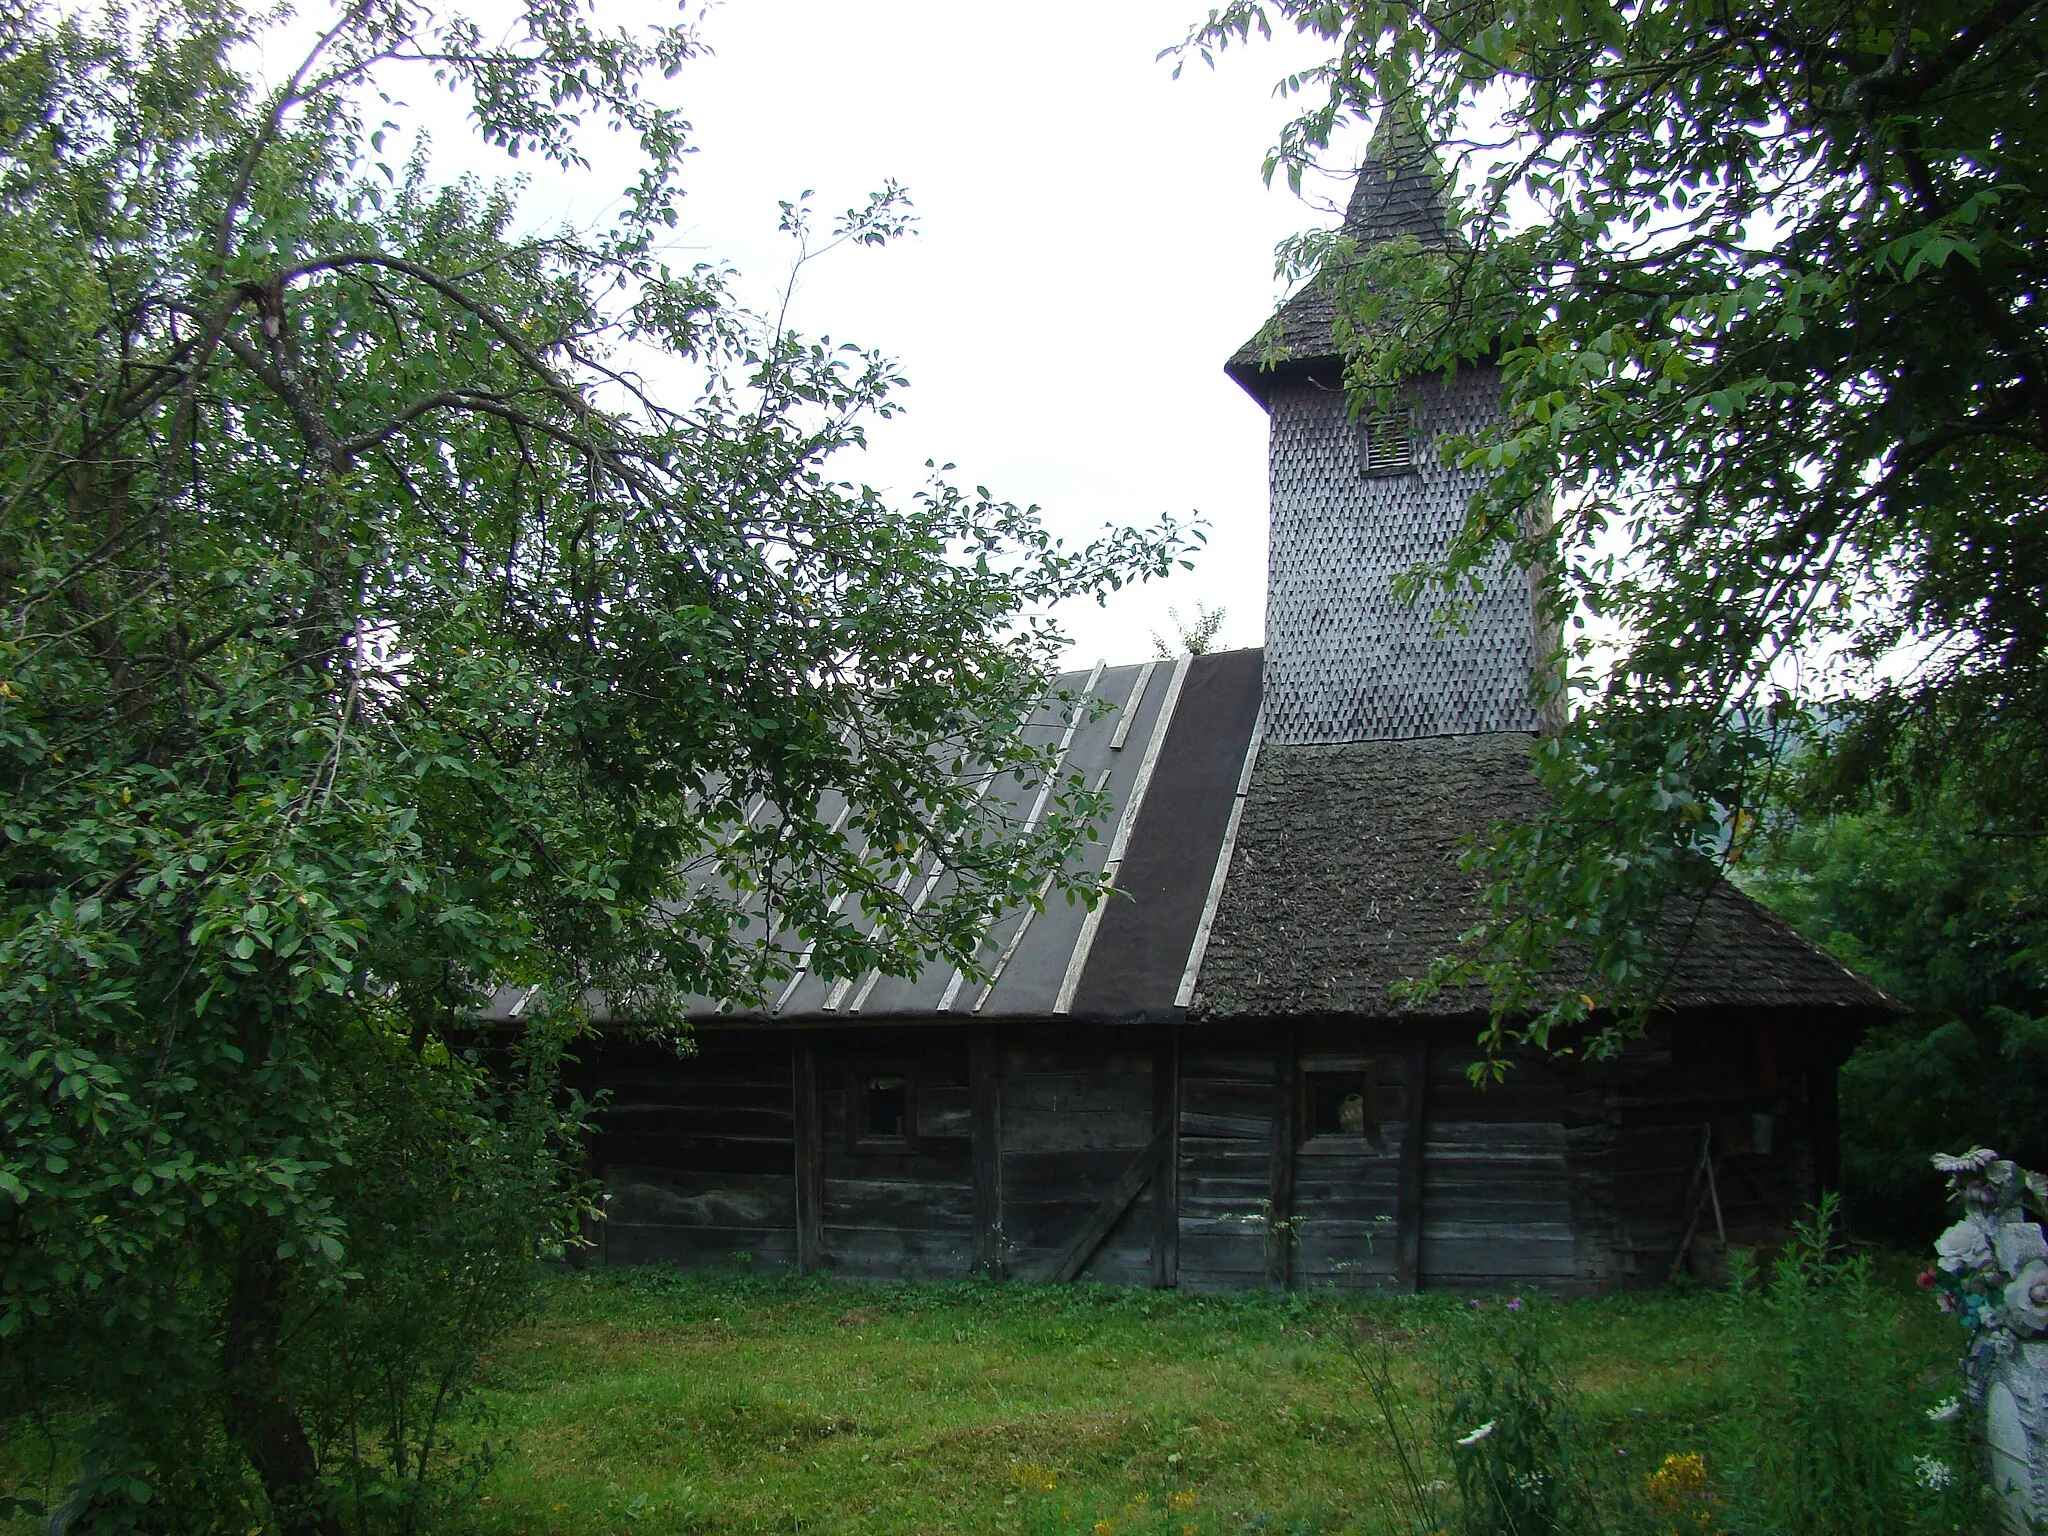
[1266,1028,1298,1291]
[1151,1035,1180,1290]
[1812,1057,1843,1197]
[971,1026,1003,1278]
[1396,1027,1430,1293]
[793,1039,824,1276]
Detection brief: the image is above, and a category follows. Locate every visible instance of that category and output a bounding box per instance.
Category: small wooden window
[1357,411,1415,477]
[1302,1069,1378,1148]
[847,1066,915,1151]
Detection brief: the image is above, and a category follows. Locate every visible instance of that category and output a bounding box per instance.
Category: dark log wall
[1175,1036,1272,1288]
[813,1030,976,1280]
[1559,1014,1848,1286]
[572,1012,1850,1290]
[1420,1036,1580,1288]
[1175,1027,1409,1292]
[581,1035,798,1270]
[995,1027,1160,1284]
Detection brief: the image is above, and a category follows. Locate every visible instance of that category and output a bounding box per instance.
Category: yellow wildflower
[1092,1522,1116,1536]
[1167,1490,1196,1512]
[1011,1464,1058,1493]
[1644,1452,1717,1533]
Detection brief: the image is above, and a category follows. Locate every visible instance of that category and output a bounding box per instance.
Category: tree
[0,0,1191,1525]
[1178,0,2048,1056]
[1744,733,2048,1241]
[1149,601,1228,657]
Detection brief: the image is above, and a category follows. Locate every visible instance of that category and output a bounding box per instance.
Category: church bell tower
[1225,114,1542,747]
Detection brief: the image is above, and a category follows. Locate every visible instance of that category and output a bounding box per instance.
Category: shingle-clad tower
[1226,113,1541,747]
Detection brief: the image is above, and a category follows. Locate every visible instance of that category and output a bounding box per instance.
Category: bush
[1712,1197,1990,1536]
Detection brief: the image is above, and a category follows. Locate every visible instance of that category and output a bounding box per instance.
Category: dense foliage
[0,0,1187,1526]
[1179,0,2048,1053]
[1744,748,2048,1241]
[1351,1215,1988,1536]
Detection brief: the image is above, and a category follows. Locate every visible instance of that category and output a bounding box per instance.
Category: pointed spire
[1341,105,1451,247]
[1223,107,1455,405]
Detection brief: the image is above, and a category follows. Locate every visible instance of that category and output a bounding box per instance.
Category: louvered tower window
[1356,410,1415,476]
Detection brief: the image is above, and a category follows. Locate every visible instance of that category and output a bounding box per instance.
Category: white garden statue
[1928,1147,2048,1532]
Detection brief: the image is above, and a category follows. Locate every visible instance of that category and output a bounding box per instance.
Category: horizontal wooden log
[596,1135,794,1175]
[1179,1111,1270,1139]
[599,1105,794,1138]
[819,1228,974,1280]
[820,1140,973,1181]
[604,1222,798,1269]
[822,1178,975,1230]
[1002,1108,1155,1153]
[604,1168,794,1228]
[1420,1234,1578,1278]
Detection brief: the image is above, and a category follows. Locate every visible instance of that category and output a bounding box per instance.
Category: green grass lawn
[458,1259,1960,1536]
[0,1258,1965,1535]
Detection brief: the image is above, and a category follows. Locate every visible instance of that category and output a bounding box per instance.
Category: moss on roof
[1190,732,1896,1021]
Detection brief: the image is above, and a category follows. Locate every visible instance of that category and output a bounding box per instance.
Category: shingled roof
[1188,730,1898,1022]
[1225,108,1454,404]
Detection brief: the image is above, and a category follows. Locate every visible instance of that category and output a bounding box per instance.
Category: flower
[1935,1218,1993,1274]
[2005,1258,2048,1334]
[1928,1397,1962,1423]
[1507,1296,1526,1312]
[1093,1521,1116,1536]
[1917,1269,1938,1289]
[1913,1454,1954,1491]
[1455,1421,1496,1447]
[1167,1492,1196,1512]
[1644,1452,1715,1529]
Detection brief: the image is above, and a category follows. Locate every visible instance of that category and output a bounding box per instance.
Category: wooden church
[515,118,1894,1293]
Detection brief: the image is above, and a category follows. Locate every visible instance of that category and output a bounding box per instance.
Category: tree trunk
[222,1241,341,1536]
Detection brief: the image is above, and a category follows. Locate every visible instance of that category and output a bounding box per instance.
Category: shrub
[1718,1195,1993,1535]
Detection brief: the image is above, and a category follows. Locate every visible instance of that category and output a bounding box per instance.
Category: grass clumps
[0,1233,2003,1534]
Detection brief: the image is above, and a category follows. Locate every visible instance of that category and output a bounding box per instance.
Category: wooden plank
[1049,1124,1170,1283]
[604,1168,795,1227]
[1153,1038,1180,1289]
[1397,1028,1428,1292]
[594,1136,796,1176]
[604,1223,799,1269]
[1266,1029,1298,1291]
[821,1179,977,1228]
[599,1104,795,1136]
[793,1040,824,1275]
[971,1026,1003,1278]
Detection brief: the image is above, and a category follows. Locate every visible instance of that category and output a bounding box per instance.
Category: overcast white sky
[523,0,1349,667]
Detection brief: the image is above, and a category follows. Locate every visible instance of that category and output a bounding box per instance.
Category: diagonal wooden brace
[1050,1124,1172,1284]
